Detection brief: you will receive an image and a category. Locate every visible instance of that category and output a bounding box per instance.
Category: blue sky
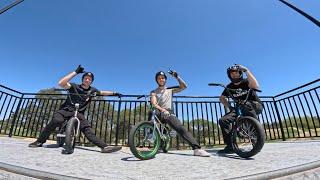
[1,0,319,96]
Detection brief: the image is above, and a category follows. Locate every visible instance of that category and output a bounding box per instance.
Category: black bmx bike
[209,83,265,158]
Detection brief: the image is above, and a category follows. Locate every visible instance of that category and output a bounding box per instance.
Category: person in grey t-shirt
[150,70,211,157]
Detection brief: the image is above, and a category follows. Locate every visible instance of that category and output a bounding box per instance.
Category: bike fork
[74,117,81,137]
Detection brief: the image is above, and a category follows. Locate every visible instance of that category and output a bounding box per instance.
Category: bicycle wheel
[64,117,78,154]
[231,116,265,158]
[129,121,160,160]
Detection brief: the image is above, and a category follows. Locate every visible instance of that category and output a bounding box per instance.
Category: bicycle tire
[232,116,265,158]
[64,117,78,154]
[129,121,160,160]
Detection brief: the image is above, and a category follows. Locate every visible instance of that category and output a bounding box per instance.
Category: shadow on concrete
[121,156,144,162]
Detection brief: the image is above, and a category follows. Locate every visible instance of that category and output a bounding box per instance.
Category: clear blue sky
[1,0,319,96]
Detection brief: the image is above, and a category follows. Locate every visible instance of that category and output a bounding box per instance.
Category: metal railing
[0,79,319,148]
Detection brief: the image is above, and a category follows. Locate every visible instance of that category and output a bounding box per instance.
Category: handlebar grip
[252,88,262,93]
[90,92,97,97]
[208,83,222,86]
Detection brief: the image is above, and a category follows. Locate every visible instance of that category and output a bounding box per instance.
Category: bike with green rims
[128,87,178,160]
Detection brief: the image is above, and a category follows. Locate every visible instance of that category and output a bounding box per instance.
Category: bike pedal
[57,134,66,137]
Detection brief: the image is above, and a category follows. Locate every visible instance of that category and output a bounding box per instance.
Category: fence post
[273,97,286,141]
[174,97,180,150]
[115,98,122,146]
[8,94,24,137]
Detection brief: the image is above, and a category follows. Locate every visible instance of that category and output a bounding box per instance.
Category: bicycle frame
[56,103,81,139]
[54,88,97,141]
[137,95,170,141]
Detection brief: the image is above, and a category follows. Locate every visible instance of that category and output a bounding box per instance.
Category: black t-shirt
[221,79,261,103]
[60,83,100,113]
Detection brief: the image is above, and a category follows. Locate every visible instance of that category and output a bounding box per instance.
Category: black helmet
[82,72,94,82]
[227,64,243,83]
[155,71,167,83]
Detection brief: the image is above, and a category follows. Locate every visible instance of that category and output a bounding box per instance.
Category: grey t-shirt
[150,87,173,111]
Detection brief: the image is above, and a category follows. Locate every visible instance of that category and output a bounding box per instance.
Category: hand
[75,65,85,74]
[161,110,170,118]
[113,92,122,98]
[168,69,179,78]
[90,92,97,97]
[228,106,235,112]
[237,65,248,72]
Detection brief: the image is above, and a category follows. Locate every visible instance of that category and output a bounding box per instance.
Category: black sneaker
[217,146,234,154]
[62,149,74,155]
[101,146,122,153]
[28,141,43,148]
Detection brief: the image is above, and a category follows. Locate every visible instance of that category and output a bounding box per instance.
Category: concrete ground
[1,137,320,180]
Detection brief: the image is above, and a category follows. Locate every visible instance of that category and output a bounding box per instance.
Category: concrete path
[1,137,320,179]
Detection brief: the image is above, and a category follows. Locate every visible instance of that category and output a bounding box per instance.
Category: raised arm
[238,65,259,89]
[169,70,187,93]
[58,65,84,89]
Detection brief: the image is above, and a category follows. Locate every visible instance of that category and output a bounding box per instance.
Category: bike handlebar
[137,95,146,100]
[208,83,262,92]
[208,82,262,104]
[137,86,180,99]
[252,88,262,93]
[208,83,225,88]
[53,88,121,97]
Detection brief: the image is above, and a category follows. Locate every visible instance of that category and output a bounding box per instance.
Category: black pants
[155,111,201,150]
[219,101,263,147]
[37,109,107,148]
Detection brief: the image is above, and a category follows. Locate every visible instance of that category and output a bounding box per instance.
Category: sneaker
[101,146,122,153]
[217,146,234,154]
[194,149,211,157]
[28,141,43,148]
[62,149,74,154]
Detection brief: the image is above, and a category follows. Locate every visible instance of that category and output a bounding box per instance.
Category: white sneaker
[194,149,211,157]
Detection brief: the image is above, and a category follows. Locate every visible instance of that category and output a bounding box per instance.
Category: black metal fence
[0,79,319,149]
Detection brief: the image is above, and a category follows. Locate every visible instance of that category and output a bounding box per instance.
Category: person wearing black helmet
[29,65,122,153]
[150,70,211,157]
[218,64,263,154]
